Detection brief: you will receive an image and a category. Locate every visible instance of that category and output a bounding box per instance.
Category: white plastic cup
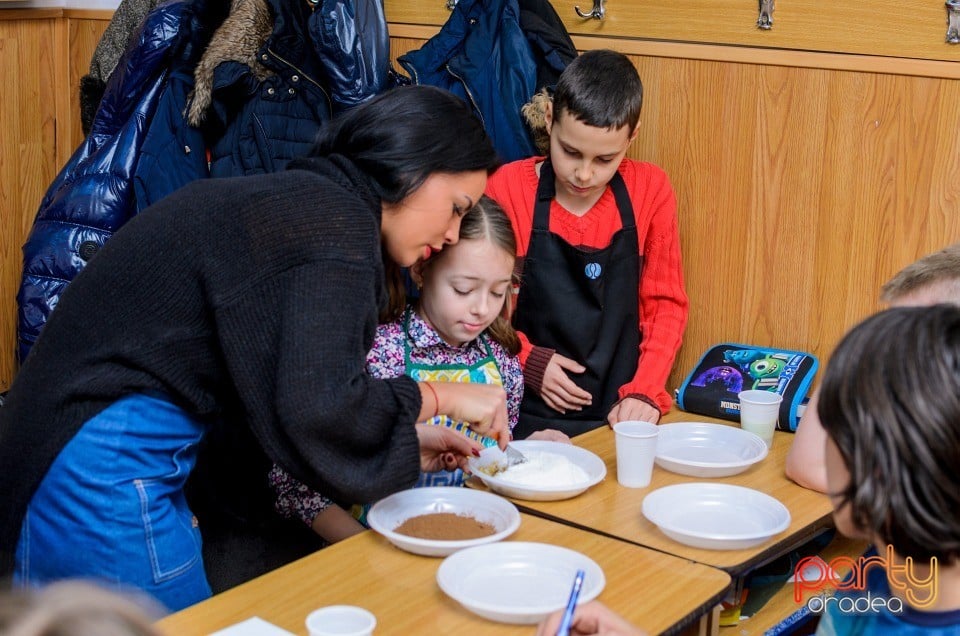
[613,420,659,488]
[306,605,377,636]
[738,390,782,449]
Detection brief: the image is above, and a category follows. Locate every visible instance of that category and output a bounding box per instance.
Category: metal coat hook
[757,0,774,29]
[947,0,960,44]
[575,0,605,20]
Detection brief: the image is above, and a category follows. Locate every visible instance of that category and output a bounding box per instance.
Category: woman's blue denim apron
[13,394,212,612]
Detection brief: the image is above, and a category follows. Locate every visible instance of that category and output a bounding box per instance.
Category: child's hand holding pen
[536,600,648,636]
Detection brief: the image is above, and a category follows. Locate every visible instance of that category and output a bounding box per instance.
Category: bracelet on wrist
[424,382,440,418]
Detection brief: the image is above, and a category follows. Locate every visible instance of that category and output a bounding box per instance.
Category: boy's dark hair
[817,304,960,564]
[310,85,500,204]
[553,49,643,131]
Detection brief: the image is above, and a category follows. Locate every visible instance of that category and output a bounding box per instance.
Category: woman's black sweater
[0,155,422,574]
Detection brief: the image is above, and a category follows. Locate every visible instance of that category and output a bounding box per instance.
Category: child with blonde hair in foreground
[0,581,162,636]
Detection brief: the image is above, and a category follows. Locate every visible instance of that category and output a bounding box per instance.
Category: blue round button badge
[584,262,602,280]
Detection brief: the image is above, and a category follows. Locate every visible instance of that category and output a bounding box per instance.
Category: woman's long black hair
[310,85,501,320]
[309,85,500,204]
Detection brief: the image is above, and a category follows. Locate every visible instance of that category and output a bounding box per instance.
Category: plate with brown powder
[367,487,520,556]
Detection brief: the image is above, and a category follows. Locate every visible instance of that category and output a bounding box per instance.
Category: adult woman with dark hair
[0,85,505,612]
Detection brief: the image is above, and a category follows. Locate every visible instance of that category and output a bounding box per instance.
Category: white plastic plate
[436,542,605,624]
[655,422,768,477]
[642,482,791,550]
[467,440,606,501]
[366,487,519,557]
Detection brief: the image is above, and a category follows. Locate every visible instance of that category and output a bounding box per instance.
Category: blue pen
[556,569,586,636]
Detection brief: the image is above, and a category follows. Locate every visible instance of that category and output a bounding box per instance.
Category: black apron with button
[512,160,642,438]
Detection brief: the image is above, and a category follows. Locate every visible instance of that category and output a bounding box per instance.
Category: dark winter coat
[191,0,334,177]
[398,0,537,162]
[397,0,576,162]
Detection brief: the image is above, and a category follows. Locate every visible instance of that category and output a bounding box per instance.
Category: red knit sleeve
[485,158,540,259]
[617,162,689,412]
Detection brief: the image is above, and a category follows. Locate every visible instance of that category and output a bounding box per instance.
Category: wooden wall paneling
[648,58,960,390]
[384,0,960,63]
[834,71,917,327]
[0,13,106,389]
[581,0,960,63]
[0,22,16,390]
[639,58,836,387]
[64,17,110,160]
[632,57,757,384]
[770,0,956,62]
[383,0,449,29]
[388,36,428,72]
[811,71,960,351]
[0,17,59,390]
[53,16,69,168]
[747,64,828,348]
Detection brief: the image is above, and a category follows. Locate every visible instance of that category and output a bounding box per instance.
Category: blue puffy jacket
[398,0,538,162]
[17,0,225,363]
[312,0,392,113]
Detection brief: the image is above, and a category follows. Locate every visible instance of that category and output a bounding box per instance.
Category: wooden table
[496,411,835,578]
[157,513,730,636]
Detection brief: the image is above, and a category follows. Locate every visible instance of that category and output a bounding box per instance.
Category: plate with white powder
[468,440,606,501]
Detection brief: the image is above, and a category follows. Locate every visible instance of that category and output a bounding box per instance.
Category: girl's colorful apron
[352,309,502,524]
[404,307,503,486]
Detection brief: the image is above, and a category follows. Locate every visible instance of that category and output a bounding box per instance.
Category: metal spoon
[477,443,528,475]
[504,443,528,466]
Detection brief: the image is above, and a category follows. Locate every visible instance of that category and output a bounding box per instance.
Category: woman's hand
[539,353,593,414]
[428,382,510,448]
[536,601,647,636]
[415,423,480,472]
[606,397,660,427]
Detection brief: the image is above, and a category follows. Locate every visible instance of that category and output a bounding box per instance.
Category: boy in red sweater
[486,49,688,438]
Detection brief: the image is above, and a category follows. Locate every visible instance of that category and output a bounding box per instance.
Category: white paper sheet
[208,616,296,636]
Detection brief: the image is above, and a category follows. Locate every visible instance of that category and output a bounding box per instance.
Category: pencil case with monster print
[675,343,818,432]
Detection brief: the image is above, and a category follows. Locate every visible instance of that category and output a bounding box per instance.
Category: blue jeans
[14,394,212,612]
